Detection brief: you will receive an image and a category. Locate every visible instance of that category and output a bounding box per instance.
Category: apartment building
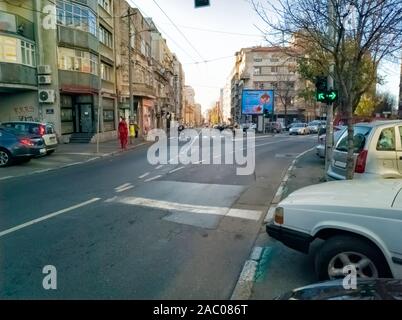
[230,46,312,126]
[0,0,185,141]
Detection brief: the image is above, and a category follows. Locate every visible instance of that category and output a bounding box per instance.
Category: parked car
[265,122,283,133]
[1,121,58,154]
[286,121,301,131]
[276,279,402,300]
[307,120,322,134]
[266,179,402,281]
[316,126,347,158]
[289,123,309,135]
[0,126,47,167]
[327,120,402,180]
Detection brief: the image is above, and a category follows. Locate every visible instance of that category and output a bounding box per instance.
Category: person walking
[118,116,128,150]
[129,118,135,145]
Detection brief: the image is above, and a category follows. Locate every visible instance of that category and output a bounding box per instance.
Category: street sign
[195,0,210,8]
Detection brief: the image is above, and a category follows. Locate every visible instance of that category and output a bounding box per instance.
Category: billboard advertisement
[241,90,274,115]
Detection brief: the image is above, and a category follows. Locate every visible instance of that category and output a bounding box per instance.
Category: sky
[128,0,401,112]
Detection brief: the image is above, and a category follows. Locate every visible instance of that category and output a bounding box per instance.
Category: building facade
[0,0,186,142]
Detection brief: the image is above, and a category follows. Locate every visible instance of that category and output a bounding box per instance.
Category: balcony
[58,70,99,93]
[0,63,37,89]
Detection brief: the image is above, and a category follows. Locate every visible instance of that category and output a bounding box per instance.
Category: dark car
[1,121,58,154]
[276,279,402,300]
[0,126,46,167]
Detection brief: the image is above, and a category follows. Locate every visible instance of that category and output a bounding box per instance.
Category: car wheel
[315,235,392,281]
[0,149,12,167]
[47,150,55,155]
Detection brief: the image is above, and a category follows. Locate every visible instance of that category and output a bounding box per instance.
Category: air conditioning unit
[38,65,52,75]
[38,90,55,103]
[38,75,52,84]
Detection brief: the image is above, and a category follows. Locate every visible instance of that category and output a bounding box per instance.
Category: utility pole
[128,7,134,123]
[325,0,335,174]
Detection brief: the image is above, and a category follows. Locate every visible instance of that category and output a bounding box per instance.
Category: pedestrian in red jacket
[118,117,128,150]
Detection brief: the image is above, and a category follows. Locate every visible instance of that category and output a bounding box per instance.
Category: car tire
[0,148,13,167]
[47,150,55,155]
[315,235,392,281]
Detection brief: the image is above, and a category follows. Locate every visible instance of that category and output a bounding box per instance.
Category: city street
[0,133,316,299]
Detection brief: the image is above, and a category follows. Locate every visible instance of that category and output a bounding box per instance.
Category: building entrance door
[79,104,93,133]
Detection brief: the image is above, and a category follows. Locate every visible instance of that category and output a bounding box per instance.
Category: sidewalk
[0,138,148,181]
[248,149,326,300]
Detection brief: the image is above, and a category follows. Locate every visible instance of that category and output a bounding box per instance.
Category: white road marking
[0,198,101,238]
[226,208,261,221]
[0,176,14,181]
[156,165,164,170]
[169,166,185,174]
[115,183,131,190]
[144,175,162,182]
[116,185,134,193]
[139,172,150,179]
[116,196,261,220]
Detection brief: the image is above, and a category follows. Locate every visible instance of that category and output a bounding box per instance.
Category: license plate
[334,160,346,168]
[40,148,47,154]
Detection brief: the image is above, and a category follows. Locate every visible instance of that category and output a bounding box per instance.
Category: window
[377,127,395,151]
[0,35,36,67]
[99,25,113,48]
[253,67,261,75]
[98,0,112,14]
[56,0,97,36]
[254,58,262,62]
[270,57,279,62]
[271,66,279,73]
[101,63,113,81]
[336,126,372,153]
[58,47,98,75]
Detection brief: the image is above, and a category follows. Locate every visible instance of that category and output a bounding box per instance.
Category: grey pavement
[0,138,148,181]
[250,149,326,300]
[0,133,317,299]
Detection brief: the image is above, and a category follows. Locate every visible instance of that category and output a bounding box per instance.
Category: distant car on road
[1,121,58,155]
[327,120,402,180]
[307,120,322,134]
[316,125,346,158]
[267,179,402,281]
[289,123,309,135]
[0,126,46,167]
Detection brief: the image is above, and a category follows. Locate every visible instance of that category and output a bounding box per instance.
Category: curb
[230,146,316,300]
[0,142,149,181]
[231,247,264,300]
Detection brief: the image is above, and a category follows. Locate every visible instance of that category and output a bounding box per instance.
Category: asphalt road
[0,132,316,299]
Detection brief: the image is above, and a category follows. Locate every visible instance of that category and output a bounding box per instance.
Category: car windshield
[1,0,401,305]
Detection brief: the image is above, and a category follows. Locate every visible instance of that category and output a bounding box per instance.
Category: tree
[354,94,376,116]
[374,92,395,114]
[252,0,402,179]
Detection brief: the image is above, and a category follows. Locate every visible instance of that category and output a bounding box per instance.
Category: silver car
[316,126,347,158]
[307,120,322,134]
[327,120,402,180]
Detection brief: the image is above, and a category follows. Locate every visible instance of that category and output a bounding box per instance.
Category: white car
[328,120,402,180]
[289,123,309,135]
[267,179,402,281]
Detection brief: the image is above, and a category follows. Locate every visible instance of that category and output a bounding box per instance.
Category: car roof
[354,120,402,128]
[1,121,48,125]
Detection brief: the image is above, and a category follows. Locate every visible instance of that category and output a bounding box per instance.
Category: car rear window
[336,126,372,152]
[3,123,39,134]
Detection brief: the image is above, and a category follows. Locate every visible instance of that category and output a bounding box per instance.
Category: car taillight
[355,150,368,174]
[39,125,45,136]
[20,138,34,146]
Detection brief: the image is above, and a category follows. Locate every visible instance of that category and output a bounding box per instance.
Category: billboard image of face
[241,90,274,115]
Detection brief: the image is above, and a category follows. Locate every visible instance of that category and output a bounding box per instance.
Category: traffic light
[315,76,327,92]
[195,0,210,8]
[263,108,270,118]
